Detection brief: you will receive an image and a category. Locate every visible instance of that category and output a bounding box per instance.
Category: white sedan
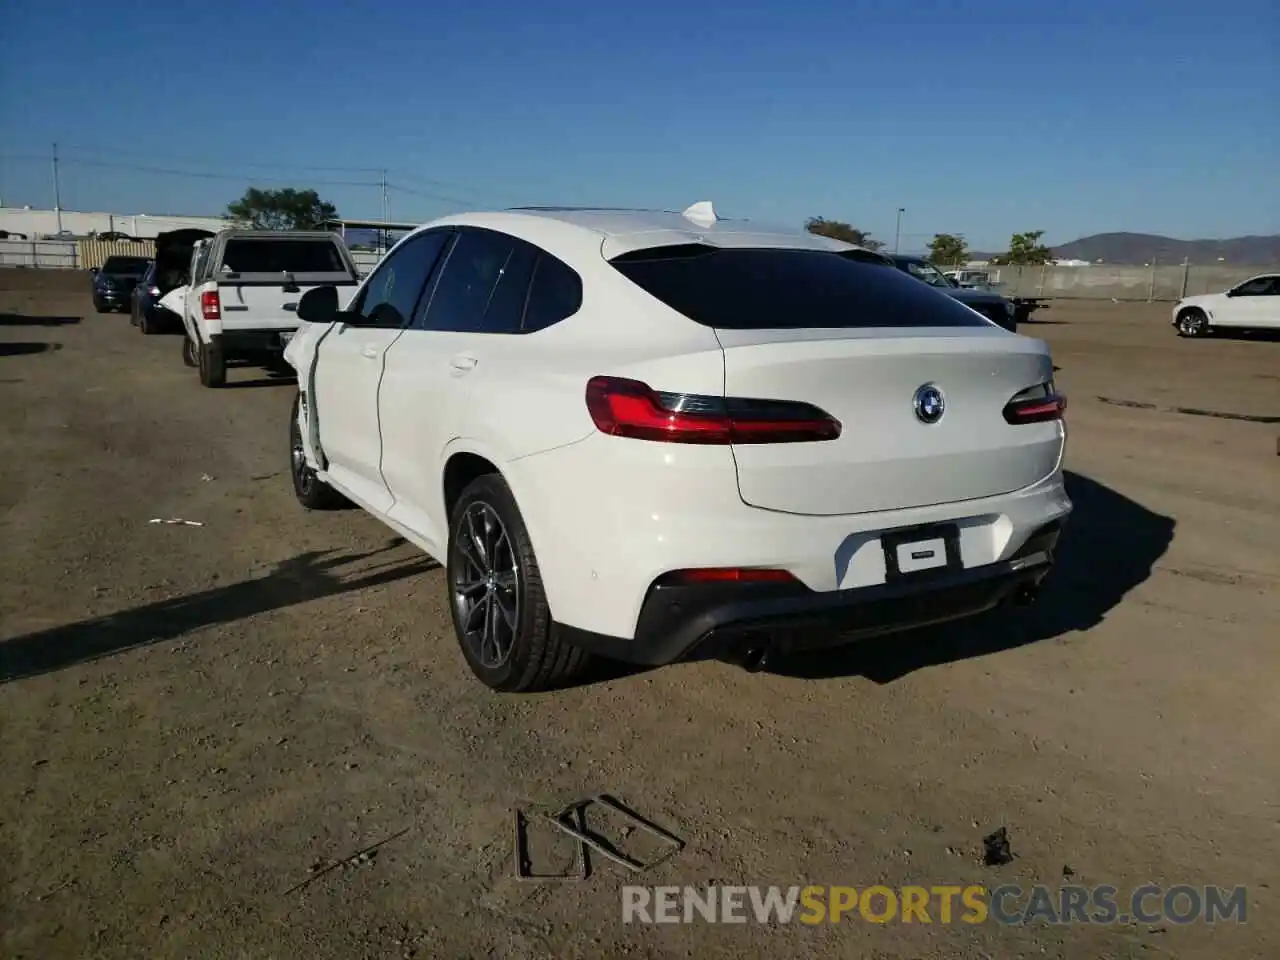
[283,203,1072,692]
[1172,273,1280,337]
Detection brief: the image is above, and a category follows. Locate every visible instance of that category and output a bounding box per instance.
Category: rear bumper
[210,330,293,355]
[556,523,1059,665]
[505,431,1072,644]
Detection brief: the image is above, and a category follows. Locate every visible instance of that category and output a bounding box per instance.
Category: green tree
[804,217,884,251]
[226,187,338,230]
[926,233,968,266]
[1001,230,1054,266]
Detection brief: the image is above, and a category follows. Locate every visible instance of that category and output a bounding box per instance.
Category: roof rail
[507,205,674,213]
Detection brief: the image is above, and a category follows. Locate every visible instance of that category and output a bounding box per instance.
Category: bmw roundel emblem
[913,383,946,424]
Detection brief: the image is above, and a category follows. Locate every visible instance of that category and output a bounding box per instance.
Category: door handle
[449,354,478,374]
[362,345,380,360]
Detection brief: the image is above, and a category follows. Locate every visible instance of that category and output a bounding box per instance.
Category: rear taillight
[148,286,161,296]
[1003,382,1067,424]
[200,291,221,320]
[661,568,798,585]
[585,376,841,444]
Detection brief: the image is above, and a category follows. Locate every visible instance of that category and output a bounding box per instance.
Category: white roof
[422,204,862,262]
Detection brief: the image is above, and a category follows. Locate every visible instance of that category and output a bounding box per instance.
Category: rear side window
[480,242,538,333]
[523,255,582,331]
[611,246,989,329]
[220,239,346,274]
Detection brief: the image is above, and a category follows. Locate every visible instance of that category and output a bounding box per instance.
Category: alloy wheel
[451,501,520,669]
[291,424,313,495]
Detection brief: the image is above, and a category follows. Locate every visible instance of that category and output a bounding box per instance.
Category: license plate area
[881,522,962,582]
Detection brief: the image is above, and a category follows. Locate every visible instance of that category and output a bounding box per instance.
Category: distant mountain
[974,233,1280,266]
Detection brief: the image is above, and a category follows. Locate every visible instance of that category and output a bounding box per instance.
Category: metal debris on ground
[282,827,410,896]
[1096,395,1280,425]
[982,826,1015,866]
[149,518,204,527]
[546,794,684,874]
[513,808,588,882]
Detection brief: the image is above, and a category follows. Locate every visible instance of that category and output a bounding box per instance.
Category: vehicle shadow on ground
[766,470,1176,684]
[222,365,297,390]
[0,541,437,684]
[0,341,61,357]
[0,313,81,327]
[1209,329,1280,343]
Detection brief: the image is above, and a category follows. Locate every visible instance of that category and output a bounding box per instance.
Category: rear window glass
[101,256,150,274]
[220,239,346,274]
[610,246,989,329]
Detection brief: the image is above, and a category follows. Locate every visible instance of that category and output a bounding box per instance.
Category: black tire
[289,392,346,510]
[93,297,109,314]
[447,474,589,693]
[198,338,226,387]
[1176,308,1210,338]
[181,334,198,367]
[138,308,157,335]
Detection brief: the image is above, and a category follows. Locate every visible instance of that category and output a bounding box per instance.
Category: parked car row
[883,254,1021,331]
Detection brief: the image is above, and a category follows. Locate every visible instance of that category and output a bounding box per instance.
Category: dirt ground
[1,273,1277,959]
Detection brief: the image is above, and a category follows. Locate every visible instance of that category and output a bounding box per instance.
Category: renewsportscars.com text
[622,884,1247,926]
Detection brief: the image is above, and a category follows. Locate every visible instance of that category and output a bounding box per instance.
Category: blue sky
[1,0,1275,251]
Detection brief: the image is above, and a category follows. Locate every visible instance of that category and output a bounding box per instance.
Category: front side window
[1233,276,1279,296]
[349,230,452,329]
[896,258,954,288]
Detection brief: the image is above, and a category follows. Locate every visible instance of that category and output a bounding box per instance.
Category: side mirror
[296,285,339,324]
[1224,288,1237,298]
[89,267,99,275]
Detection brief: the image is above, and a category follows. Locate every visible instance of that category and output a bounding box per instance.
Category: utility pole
[894,207,905,254]
[52,142,63,233]
[379,170,389,253]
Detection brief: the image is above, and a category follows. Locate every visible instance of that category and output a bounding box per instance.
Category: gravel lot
[2,270,1277,959]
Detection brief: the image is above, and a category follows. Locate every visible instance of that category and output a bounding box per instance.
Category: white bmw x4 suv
[284,203,1072,692]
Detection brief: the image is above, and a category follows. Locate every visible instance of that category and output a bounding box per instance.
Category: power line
[390,170,525,205]
[47,141,384,173]
[2,147,508,206]
[57,156,381,188]
[386,181,484,209]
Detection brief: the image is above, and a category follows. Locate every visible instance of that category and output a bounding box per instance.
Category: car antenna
[681,201,717,227]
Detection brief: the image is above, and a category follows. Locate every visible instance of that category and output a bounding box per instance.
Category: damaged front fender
[285,320,340,472]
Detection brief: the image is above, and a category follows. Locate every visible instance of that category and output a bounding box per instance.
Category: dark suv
[91,256,152,313]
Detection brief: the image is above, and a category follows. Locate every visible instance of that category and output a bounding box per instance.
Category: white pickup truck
[162,229,360,387]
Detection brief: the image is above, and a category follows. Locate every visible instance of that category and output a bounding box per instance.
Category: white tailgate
[216,282,315,333]
[718,327,1064,516]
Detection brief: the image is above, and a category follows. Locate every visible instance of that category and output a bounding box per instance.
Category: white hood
[1177,291,1227,312]
[159,286,187,315]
